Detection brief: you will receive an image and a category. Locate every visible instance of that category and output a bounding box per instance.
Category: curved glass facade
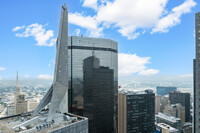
[68,36,118,133]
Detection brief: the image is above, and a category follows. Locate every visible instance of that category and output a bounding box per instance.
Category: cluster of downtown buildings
[0,5,199,133]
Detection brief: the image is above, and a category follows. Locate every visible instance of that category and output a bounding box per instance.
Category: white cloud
[75,28,81,36]
[37,74,53,80]
[69,13,102,37]
[12,25,25,31]
[118,53,159,76]
[152,0,196,33]
[69,0,196,39]
[83,0,98,10]
[0,67,6,71]
[13,23,56,47]
[97,0,168,39]
[0,76,2,80]
[179,73,193,78]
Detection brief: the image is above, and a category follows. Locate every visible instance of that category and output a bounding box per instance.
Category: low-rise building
[155,123,178,133]
[156,113,181,133]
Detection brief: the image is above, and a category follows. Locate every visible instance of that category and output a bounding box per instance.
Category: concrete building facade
[193,12,200,133]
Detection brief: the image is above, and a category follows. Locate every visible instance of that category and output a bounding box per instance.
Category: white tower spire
[15,70,21,94]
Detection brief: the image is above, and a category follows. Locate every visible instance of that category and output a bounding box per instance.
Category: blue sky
[0,0,199,80]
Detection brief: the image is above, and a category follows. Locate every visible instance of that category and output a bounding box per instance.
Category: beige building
[155,95,161,114]
[14,72,28,114]
[160,95,169,112]
[14,93,28,114]
[163,103,185,123]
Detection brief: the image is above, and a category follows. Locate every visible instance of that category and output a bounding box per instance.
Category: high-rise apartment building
[194,12,200,132]
[155,95,161,114]
[118,90,155,133]
[169,91,190,122]
[156,86,177,96]
[83,56,114,133]
[68,36,118,132]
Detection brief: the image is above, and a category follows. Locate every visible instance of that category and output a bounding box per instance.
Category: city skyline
[0,0,200,80]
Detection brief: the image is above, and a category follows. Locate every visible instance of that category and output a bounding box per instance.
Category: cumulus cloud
[152,0,196,33]
[0,67,6,71]
[37,74,53,80]
[83,0,98,10]
[69,0,196,39]
[69,13,102,37]
[118,53,159,76]
[13,23,56,46]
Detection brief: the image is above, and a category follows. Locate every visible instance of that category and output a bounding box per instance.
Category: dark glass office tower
[194,12,200,133]
[118,90,155,133]
[156,86,177,96]
[68,36,118,132]
[83,56,114,133]
[169,91,190,122]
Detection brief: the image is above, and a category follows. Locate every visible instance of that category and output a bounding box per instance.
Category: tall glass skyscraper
[194,12,200,133]
[68,36,118,132]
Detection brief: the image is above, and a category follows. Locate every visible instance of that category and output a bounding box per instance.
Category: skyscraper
[83,56,114,133]
[68,36,118,132]
[156,86,177,96]
[169,91,190,122]
[14,72,28,114]
[118,90,155,133]
[194,12,200,133]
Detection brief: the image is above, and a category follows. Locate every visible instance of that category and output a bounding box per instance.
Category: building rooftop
[119,89,154,95]
[156,123,178,132]
[156,113,181,123]
[0,111,87,133]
